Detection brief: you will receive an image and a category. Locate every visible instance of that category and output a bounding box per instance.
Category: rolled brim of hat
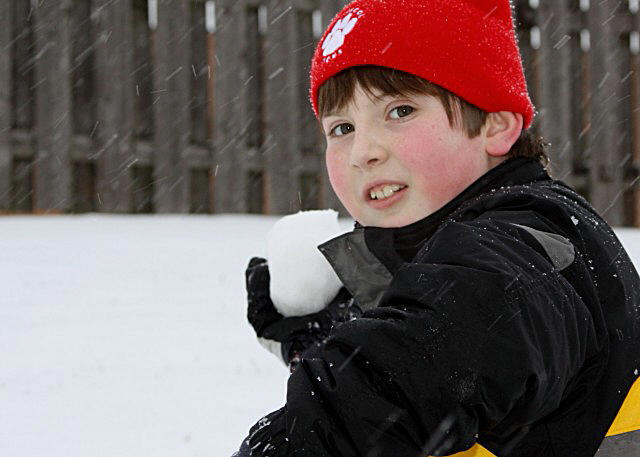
[309,0,535,129]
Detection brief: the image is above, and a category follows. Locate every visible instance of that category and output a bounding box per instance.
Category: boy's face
[322,84,497,228]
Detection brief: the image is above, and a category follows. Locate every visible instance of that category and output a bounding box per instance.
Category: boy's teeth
[370,184,405,200]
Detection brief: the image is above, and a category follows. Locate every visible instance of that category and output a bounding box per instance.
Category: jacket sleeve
[281,217,598,456]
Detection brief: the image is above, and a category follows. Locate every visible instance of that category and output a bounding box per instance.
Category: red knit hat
[310,0,535,129]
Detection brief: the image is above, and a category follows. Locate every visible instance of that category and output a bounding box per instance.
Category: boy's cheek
[397,135,485,203]
[326,155,349,198]
[326,156,360,218]
[399,132,481,174]
[395,133,449,168]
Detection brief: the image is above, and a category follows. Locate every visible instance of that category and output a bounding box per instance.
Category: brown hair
[317,66,548,165]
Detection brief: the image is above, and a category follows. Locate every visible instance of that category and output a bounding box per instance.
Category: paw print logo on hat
[321,8,364,62]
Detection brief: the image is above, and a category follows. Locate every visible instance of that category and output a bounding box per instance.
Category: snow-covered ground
[0,215,357,457]
[2,215,640,457]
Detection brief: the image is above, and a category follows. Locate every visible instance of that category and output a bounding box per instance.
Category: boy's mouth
[366,183,408,201]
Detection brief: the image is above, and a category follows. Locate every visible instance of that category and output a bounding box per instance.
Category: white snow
[1,215,640,457]
[267,210,345,317]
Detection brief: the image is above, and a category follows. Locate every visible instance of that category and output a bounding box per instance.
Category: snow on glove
[247,407,289,457]
[245,256,360,368]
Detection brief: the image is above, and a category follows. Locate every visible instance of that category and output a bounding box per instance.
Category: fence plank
[213,0,247,213]
[0,0,12,209]
[587,0,627,226]
[190,2,210,147]
[537,0,574,183]
[92,0,135,212]
[264,0,296,214]
[132,3,154,141]
[152,0,191,213]
[70,0,95,137]
[12,0,35,132]
[32,0,72,211]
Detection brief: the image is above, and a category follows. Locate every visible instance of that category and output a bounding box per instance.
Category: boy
[235,1,640,455]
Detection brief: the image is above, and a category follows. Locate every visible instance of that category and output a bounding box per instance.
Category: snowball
[267,210,344,317]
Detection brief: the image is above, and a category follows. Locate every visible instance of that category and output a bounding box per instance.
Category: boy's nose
[349,134,388,170]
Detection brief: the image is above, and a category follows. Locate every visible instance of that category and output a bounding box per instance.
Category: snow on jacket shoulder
[282,158,640,457]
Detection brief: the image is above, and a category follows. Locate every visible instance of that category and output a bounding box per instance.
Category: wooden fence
[1,0,639,226]
[516,0,640,227]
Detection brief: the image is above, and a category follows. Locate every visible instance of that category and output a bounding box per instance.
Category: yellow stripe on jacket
[607,376,640,436]
[428,443,497,457]
[447,444,497,457]
[426,376,640,457]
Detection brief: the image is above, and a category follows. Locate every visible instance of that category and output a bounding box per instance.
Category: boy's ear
[484,111,523,157]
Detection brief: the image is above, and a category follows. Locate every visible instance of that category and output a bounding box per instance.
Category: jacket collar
[319,157,550,311]
[363,157,550,264]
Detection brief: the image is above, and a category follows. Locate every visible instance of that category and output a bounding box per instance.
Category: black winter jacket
[251,158,640,457]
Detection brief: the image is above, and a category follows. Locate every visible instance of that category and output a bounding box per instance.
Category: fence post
[264,0,296,214]
[32,0,73,212]
[0,0,11,210]
[213,0,248,213]
[151,0,191,213]
[587,0,626,226]
[537,0,574,183]
[92,0,135,212]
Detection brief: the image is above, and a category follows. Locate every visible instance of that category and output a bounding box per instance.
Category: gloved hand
[245,257,360,368]
[246,257,285,338]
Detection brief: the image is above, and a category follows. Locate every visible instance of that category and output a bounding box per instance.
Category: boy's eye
[389,105,415,119]
[331,123,354,137]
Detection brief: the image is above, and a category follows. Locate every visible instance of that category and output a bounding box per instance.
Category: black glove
[246,257,285,338]
[246,407,289,457]
[245,257,360,368]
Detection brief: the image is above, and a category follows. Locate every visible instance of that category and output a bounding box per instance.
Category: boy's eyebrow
[321,91,419,119]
